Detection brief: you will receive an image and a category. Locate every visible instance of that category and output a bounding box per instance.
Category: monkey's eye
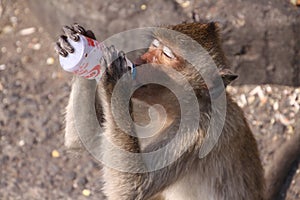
[151,39,160,48]
[162,46,175,59]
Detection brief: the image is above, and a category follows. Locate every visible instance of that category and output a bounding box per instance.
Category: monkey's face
[135,31,237,100]
[139,38,185,71]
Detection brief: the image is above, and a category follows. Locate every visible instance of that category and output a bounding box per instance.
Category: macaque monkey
[55,23,299,200]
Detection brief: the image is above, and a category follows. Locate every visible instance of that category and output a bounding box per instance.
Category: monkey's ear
[207,22,221,34]
[219,69,238,87]
[208,69,238,99]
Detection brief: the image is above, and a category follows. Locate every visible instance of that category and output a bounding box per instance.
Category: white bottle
[59,34,135,82]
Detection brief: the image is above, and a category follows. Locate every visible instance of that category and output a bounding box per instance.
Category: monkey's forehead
[164,22,220,38]
[153,22,221,51]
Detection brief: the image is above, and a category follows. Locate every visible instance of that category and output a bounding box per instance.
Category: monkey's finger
[72,23,97,40]
[109,45,119,61]
[118,51,128,69]
[113,51,128,76]
[118,51,126,59]
[58,35,74,54]
[72,23,86,35]
[85,30,97,40]
[108,45,116,53]
[101,47,111,65]
[102,45,117,65]
[100,57,107,68]
[55,42,68,57]
[62,26,79,41]
[100,47,107,62]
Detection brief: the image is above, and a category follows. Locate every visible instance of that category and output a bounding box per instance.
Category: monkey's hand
[54,23,129,94]
[55,23,96,57]
[100,46,130,95]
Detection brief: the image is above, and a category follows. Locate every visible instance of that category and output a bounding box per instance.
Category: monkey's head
[137,22,237,99]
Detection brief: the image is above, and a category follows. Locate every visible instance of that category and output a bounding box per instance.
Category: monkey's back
[163,96,264,200]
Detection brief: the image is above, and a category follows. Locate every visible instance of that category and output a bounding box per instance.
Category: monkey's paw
[100,46,130,93]
[55,23,96,57]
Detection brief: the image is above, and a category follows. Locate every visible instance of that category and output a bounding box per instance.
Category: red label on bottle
[86,37,95,47]
[84,65,101,79]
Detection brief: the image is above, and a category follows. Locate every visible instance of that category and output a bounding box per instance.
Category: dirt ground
[0,1,299,200]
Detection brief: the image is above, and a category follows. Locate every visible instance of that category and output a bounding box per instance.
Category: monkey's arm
[64,76,103,150]
[99,54,201,199]
[56,24,104,151]
[101,112,200,199]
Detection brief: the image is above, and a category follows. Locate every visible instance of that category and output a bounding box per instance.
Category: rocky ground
[0,0,299,199]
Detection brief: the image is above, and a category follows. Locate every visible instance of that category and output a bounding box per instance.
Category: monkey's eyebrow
[152,39,160,47]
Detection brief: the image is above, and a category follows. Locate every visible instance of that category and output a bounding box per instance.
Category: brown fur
[61,22,300,200]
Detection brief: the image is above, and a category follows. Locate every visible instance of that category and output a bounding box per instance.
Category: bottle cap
[59,36,86,72]
[59,35,105,81]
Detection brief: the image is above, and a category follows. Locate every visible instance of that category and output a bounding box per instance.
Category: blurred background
[0,0,299,199]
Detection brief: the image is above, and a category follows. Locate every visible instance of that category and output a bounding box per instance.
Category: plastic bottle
[59,34,135,82]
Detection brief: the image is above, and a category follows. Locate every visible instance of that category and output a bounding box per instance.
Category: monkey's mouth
[133,57,147,67]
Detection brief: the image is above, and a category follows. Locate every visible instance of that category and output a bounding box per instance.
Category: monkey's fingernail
[55,43,68,57]
[71,34,80,42]
[60,52,68,57]
[68,47,75,53]
[119,51,125,58]
[62,25,71,32]
[109,45,116,52]
[59,50,68,57]
[73,23,85,34]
